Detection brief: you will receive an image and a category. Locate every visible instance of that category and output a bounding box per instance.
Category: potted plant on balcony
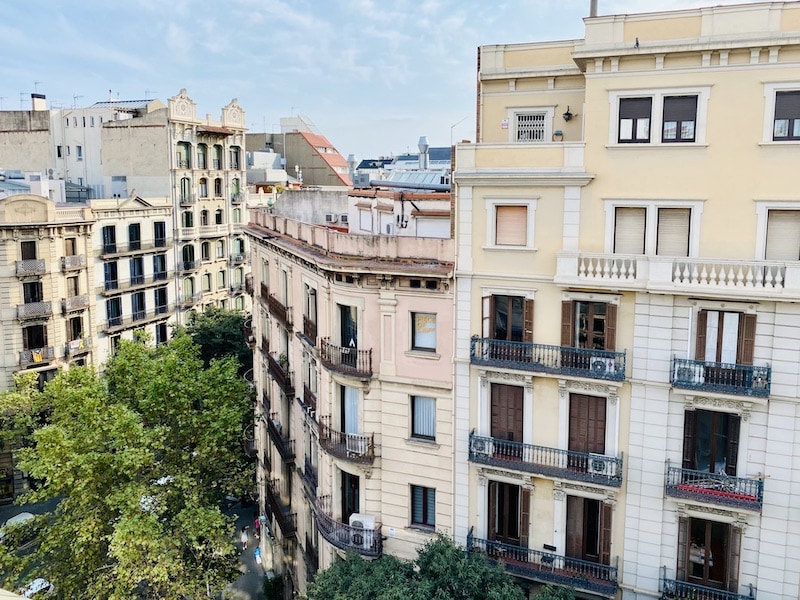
[278,353,289,369]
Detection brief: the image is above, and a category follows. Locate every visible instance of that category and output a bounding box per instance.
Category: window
[216,240,225,259]
[773,90,800,140]
[696,310,755,366]
[410,485,435,529]
[155,322,168,345]
[217,271,226,289]
[566,495,612,565]
[215,209,223,225]
[613,207,646,254]
[683,409,740,475]
[488,481,529,547]
[488,200,536,249]
[20,241,36,260]
[104,261,119,291]
[199,178,208,198]
[107,298,122,327]
[233,208,242,224]
[56,146,63,158]
[201,242,211,261]
[22,324,47,350]
[154,287,168,313]
[67,316,83,342]
[182,211,194,228]
[132,291,146,320]
[765,210,800,259]
[609,202,696,257]
[201,210,209,226]
[618,97,652,143]
[67,276,79,297]
[214,177,222,196]
[359,209,372,232]
[23,281,43,304]
[662,96,697,142]
[411,396,436,440]
[562,300,616,351]
[411,312,436,352]
[76,145,83,161]
[484,295,533,343]
[491,383,523,443]
[230,147,241,169]
[154,254,168,280]
[677,517,740,592]
[202,274,212,292]
[65,238,77,256]
[90,116,95,127]
[516,112,546,142]
[154,221,167,247]
[129,257,144,285]
[656,208,691,256]
[197,145,207,170]
[102,225,117,253]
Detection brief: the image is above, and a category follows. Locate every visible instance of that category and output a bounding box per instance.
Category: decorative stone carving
[684,395,752,420]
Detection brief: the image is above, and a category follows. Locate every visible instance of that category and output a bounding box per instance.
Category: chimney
[417,136,429,170]
[30,93,47,111]
[590,0,598,17]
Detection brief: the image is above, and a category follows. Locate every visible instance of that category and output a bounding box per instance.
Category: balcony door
[677,517,740,592]
[696,311,755,389]
[341,471,359,523]
[568,394,606,456]
[340,304,358,368]
[490,384,523,459]
[683,409,739,476]
[566,496,611,565]
[488,481,529,548]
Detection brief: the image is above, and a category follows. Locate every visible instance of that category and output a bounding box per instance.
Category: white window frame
[608,87,711,146]
[507,106,555,143]
[603,199,704,256]
[485,198,537,251]
[762,82,800,144]
[754,200,800,259]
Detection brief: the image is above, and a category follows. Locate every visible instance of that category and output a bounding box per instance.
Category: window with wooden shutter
[727,526,742,593]
[682,410,697,470]
[523,299,533,343]
[736,313,756,365]
[765,210,800,260]
[614,207,646,254]
[561,301,574,348]
[684,409,740,475]
[600,503,612,566]
[495,205,527,246]
[605,304,617,351]
[656,208,691,257]
[676,517,689,581]
[565,495,583,559]
[520,489,530,548]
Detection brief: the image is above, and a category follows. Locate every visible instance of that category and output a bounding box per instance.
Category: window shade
[775,91,800,119]
[413,396,436,438]
[663,96,698,121]
[496,205,527,246]
[613,207,646,254]
[765,210,800,260]
[656,208,690,256]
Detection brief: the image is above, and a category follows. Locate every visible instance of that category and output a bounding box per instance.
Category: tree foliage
[2,333,253,599]
[0,371,52,450]
[532,585,576,600]
[181,306,252,376]
[307,536,525,600]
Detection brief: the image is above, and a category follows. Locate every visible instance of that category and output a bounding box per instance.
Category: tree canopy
[307,536,526,600]
[0,333,253,599]
[181,306,252,376]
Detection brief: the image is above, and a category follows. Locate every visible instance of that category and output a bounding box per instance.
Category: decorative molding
[478,369,530,385]
[559,378,619,397]
[561,481,618,501]
[553,489,566,501]
[478,467,532,486]
[683,395,752,421]
[675,502,750,526]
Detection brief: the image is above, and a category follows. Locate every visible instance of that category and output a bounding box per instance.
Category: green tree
[532,584,576,600]
[3,333,253,599]
[181,306,253,376]
[307,536,525,600]
[0,371,52,450]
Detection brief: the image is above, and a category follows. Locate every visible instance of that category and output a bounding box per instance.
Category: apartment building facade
[453,2,800,599]
[245,194,454,596]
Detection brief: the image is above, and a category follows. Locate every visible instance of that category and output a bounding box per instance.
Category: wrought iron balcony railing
[315,497,382,558]
[65,337,92,356]
[266,479,297,537]
[300,456,318,499]
[19,347,55,367]
[467,529,618,597]
[62,295,90,313]
[671,357,770,398]
[229,253,246,265]
[302,316,317,345]
[103,305,176,331]
[661,575,755,600]
[177,293,203,309]
[176,260,202,274]
[61,254,86,271]
[319,415,375,464]
[16,259,45,276]
[267,353,294,394]
[267,294,292,329]
[319,338,372,379]
[468,431,622,487]
[266,413,295,462]
[17,301,53,320]
[665,463,763,512]
[470,337,626,382]
[304,533,319,578]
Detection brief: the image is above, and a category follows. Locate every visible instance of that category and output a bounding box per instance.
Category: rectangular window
[516,112,546,142]
[411,312,436,351]
[683,409,740,475]
[22,324,47,350]
[618,97,652,143]
[104,261,119,291]
[677,517,740,592]
[102,225,117,253]
[90,116,95,127]
[128,223,141,251]
[488,481,529,547]
[154,287,168,313]
[154,221,167,247]
[411,396,436,440]
[495,205,527,246]
[155,322,168,345]
[23,281,43,304]
[614,207,646,254]
[76,145,83,161]
[773,90,800,140]
[765,210,800,260]
[106,298,122,327]
[132,292,146,320]
[562,300,616,351]
[410,485,435,528]
[656,208,691,257]
[662,96,697,142]
[695,310,755,366]
[566,495,612,565]
[20,241,36,260]
[68,315,83,341]
[202,274,212,292]
[67,276,79,297]
[56,146,63,158]
[359,209,372,232]
[130,257,144,285]
[65,238,77,256]
[153,254,167,280]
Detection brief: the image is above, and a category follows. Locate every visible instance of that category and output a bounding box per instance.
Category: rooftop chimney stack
[417,136,429,170]
[590,0,598,17]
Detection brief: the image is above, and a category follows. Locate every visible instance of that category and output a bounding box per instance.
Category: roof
[90,99,152,110]
[356,159,393,170]
[197,125,233,136]
[298,131,352,186]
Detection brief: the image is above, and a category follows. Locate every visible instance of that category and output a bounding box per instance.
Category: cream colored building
[245,189,454,596]
[454,2,800,599]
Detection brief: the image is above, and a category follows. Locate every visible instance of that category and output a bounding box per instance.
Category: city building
[453,1,800,599]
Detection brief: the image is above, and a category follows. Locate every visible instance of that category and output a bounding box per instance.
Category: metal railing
[61,255,86,271]
[301,456,318,498]
[468,431,623,487]
[176,260,202,273]
[17,301,53,320]
[466,529,618,597]
[62,295,90,313]
[315,497,382,558]
[266,414,295,462]
[19,347,55,366]
[177,293,202,308]
[267,295,292,328]
[16,259,45,276]
[671,357,770,398]
[318,415,375,464]
[229,253,247,265]
[267,353,294,394]
[303,316,317,345]
[665,463,763,511]
[266,479,297,536]
[65,337,93,356]
[104,305,176,330]
[470,337,626,382]
[662,575,755,600]
[319,338,372,378]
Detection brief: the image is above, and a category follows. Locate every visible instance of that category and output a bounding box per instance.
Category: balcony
[19,347,55,367]
[104,305,176,331]
[17,301,53,320]
[266,413,295,463]
[466,530,618,597]
[470,337,626,382]
[266,479,297,537]
[99,241,170,258]
[61,254,86,272]
[176,260,201,274]
[99,273,174,296]
[300,456,318,500]
[229,253,247,265]
[468,431,622,487]
[177,294,203,309]
[661,576,755,600]
[62,295,90,313]
[315,497,382,558]
[302,385,317,416]
[179,194,196,206]
[319,415,375,464]
[65,337,92,357]
[671,357,770,398]
[302,316,317,345]
[267,353,294,394]
[260,283,269,302]
[231,192,244,204]
[199,225,227,238]
[178,228,196,240]
[267,294,292,329]
[665,463,763,512]
[556,251,800,302]
[319,338,372,379]
[16,259,45,277]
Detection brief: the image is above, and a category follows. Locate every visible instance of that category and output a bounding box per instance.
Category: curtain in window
[412,486,435,526]
[343,386,359,435]
[614,207,646,254]
[413,396,436,438]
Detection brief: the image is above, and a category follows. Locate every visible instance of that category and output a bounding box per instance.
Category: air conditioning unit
[588,453,616,478]
[675,363,705,384]
[470,436,494,457]
[348,513,376,550]
[590,356,616,376]
[324,213,338,223]
[340,214,349,224]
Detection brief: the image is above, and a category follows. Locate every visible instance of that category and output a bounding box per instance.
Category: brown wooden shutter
[695,310,708,361]
[600,503,612,566]
[488,481,497,540]
[523,299,534,343]
[726,414,741,476]
[561,301,574,347]
[520,488,530,548]
[566,496,582,559]
[605,304,617,351]
[676,517,688,581]
[727,525,742,593]
[483,295,492,338]
[588,396,607,455]
[736,313,756,365]
[682,410,697,470]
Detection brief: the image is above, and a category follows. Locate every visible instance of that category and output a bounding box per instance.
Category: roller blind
[656,208,690,257]
[613,207,646,254]
[765,210,800,260]
[495,205,527,246]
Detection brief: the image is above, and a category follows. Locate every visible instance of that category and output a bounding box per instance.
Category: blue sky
[1,0,764,160]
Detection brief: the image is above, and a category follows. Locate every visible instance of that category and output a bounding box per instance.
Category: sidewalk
[222,508,274,600]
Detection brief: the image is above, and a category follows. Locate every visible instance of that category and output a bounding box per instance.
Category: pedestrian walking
[240,526,249,551]
[254,514,261,539]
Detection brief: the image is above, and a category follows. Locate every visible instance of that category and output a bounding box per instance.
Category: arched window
[199,178,208,198]
[217,271,226,289]
[201,210,209,226]
[202,273,212,292]
[181,244,195,262]
[216,240,225,258]
[214,178,222,197]
[201,242,210,261]
[215,209,224,225]
[233,208,242,224]
[182,211,194,228]
[183,277,195,300]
